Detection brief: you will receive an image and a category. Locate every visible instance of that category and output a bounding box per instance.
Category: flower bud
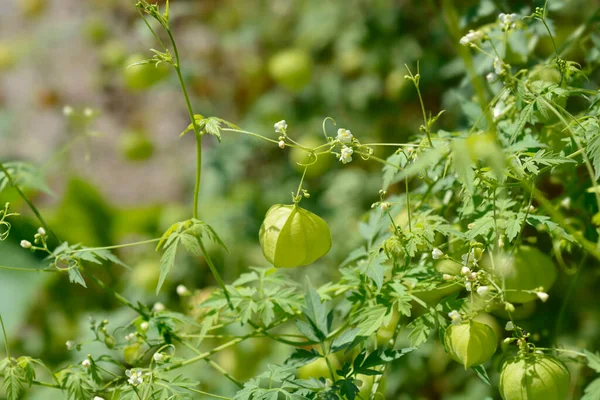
[432,248,444,260]
[444,320,497,369]
[278,140,285,149]
[176,285,190,296]
[476,286,489,296]
[20,240,32,249]
[499,354,570,400]
[37,227,46,236]
[140,321,149,331]
[536,292,549,302]
[505,321,515,331]
[82,359,91,368]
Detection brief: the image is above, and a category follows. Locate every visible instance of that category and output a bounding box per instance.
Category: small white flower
[536,292,549,302]
[125,333,136,342]
[140,321,150,332]
[126,369,144,386]
[37,227,46,236]
[84,107,94,118]
[442,274,453,281]
[20,240,32,249]
[465,281,472,291]
[336,128,354,144]
[505,321,515,331]
[152,302,165,312]
[477,286,489,296]
[65,340,75,350]
[448,310,462,325]
[63,105,73,116]
[493,58,504,75]
[380,202,391,212]
[278,140,285,149]
[498,236,505,248]
[432,248,444,260]
[339,146,353,164]
[493,102,505,119]
[176,285,190,296]
[469,272,478,281]
[274,120,287,133]
[153,352,165,362]
[528,205,536,212]
[560,197,571,209]
[486,72,497,83]
[82,359,91,368]
[467,223,475,230]
[94,397,105,400]
[461,266,471,276]
[499,13,519,29]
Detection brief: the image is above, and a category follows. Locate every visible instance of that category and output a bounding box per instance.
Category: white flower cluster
[335,128,355,164]
[459,30,484,46]
[498,13,519,30]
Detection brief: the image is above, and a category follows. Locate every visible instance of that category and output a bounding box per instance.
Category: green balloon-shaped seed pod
[483,246,557,304]
[444,320,497,369]
[499,353,570,400]
[259,204,331,268]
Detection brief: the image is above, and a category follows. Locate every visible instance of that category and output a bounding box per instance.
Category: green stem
[0,265,53,273]
[0,315,11,364]
[83,270,147,317]
[0,162,58,243]
[177,339,243,388]
[166,27,202,220]
[198,239,233,310]
[66,238,160,254]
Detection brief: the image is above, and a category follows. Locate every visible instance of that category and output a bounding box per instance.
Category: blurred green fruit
[84,18,109,44]
[484,246,557,304]
[119,130,155,162]
[290,136,332,177]
[19,0,47,18]
[100,40,127,68]
[268,48,313,92]
[0,43,16,71]
[297,355,340,380]
[123,53,170,90]
[376,309,401,345]
[131,260,160,292]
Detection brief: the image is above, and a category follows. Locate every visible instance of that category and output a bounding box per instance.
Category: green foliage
[2,1,600,399]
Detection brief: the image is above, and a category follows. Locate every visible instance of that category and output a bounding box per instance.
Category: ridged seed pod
[259,204,331,268]
[499,354,570,400]
[444,320,497,369]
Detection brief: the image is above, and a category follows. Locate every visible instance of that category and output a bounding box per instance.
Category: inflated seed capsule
[444,320,497,369]
[259,204,331,268]
[499,353,570,400]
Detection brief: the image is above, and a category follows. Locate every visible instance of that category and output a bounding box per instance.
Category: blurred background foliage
[0,0,599,398]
